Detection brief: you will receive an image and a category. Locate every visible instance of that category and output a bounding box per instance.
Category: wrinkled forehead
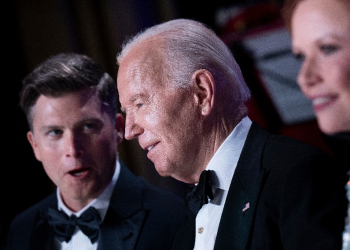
[118,64,162,107]
[118,43,167,90]
[126,41,165,76]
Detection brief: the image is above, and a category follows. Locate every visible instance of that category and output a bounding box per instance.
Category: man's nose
[124,114,144,140]
[65,132,84,158]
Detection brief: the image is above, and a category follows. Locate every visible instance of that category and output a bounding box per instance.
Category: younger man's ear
[114,113,124,144]
[27,131,42,162]
[191,69,215,116]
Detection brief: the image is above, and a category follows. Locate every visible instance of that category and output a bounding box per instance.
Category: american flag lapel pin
[242,202,250,212]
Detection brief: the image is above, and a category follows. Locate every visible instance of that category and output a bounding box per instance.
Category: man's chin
[154,165,172,177]
[156,169,171,177]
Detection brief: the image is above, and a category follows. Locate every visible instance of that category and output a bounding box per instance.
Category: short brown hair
[20,53,118,130]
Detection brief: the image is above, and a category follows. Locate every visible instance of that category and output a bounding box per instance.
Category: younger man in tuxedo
[7,53,186,250]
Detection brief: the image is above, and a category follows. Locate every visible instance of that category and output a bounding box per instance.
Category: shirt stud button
[198,227,204,234]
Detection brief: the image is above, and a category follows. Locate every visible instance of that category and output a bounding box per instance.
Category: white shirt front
[52,159,121,250]
[193,117,252,250]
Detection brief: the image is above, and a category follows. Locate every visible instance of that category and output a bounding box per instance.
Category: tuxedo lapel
[171,211,196,250]
[98,207,146,250]
[214,123,269,250]
[213,169,266,250]
[98,163,147,250]
[29,197,57,250]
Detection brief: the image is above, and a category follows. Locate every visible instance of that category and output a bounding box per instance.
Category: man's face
[117,47,205,183]
[27,88,123,210]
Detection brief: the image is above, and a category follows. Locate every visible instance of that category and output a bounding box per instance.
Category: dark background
[2,0,327,248]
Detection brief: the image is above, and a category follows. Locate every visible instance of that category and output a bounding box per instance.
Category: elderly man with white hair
[117,19,347,250]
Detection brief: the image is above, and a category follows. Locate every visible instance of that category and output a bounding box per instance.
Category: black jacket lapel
[29,212,54,250]
[171,210,196,250]
[29,196,57,250]
[98,163,146,250]
[98,207,146,250]
[214,123,269,250]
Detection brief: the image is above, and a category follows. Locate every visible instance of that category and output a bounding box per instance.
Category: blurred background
[2,0,330,247]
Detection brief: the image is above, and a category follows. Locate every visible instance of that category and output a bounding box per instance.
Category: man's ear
[27,131,42,162]
[114,113,124,144]
[191,69,215,116]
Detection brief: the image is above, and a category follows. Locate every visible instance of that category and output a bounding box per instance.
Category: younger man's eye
[48,129,62,136]
[83,123,95,130]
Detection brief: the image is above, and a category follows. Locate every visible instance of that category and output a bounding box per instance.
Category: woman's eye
[320,44,339,55]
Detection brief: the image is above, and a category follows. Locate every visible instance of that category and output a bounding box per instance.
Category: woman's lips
[311,95,337,111]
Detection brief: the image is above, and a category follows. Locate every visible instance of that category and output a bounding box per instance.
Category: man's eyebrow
[39,125,62,133]
[129,93,146,102]
[75,117,103,126]
[121,93,147,113]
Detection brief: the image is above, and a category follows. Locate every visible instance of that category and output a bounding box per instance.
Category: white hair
[117,19,251,112]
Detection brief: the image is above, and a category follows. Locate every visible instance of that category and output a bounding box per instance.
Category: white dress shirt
[52,159,121,250]
[193,117,252,250]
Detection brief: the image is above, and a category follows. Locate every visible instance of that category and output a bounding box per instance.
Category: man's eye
[137,103,143,108]
[83,123,95,130]
[48,129,62,136]
[81,121,103,133]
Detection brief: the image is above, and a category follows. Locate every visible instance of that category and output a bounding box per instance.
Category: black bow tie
[185,170,214,215]
[47,206,102,243]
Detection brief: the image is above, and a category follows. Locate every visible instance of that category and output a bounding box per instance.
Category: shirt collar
[205,116,252,191]
[57,158,121,221]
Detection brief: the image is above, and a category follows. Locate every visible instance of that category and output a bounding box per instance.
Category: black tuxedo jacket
[7,163,187,250]
[173,122,347,250]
